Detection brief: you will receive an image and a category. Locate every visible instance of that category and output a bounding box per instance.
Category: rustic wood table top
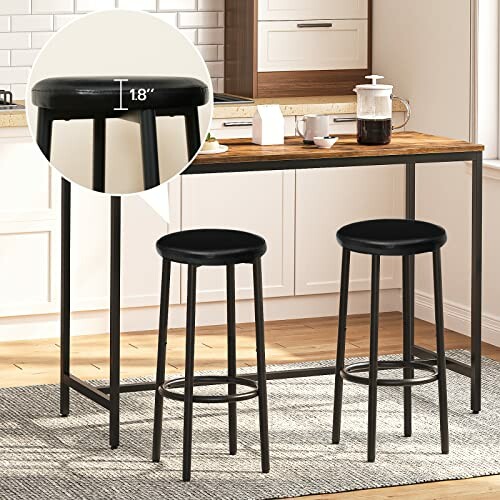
[192,131,483,166]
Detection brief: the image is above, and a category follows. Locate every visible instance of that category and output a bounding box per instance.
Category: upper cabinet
[258,0,368,21]
[225,0,371,98]
[258,20,368,72]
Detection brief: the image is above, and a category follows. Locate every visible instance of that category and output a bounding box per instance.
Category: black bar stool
[152,229,270,482]
[332,219,449,462]
[32,76,209,192]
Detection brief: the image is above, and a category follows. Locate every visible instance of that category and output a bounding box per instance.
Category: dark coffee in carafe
[357,118,392,145]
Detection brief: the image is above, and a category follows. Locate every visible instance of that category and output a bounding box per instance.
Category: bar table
[55,131,484,448]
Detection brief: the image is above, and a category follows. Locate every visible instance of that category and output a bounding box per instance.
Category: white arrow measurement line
[113,78,129,111]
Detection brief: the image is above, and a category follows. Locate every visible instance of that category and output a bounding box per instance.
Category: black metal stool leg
[227,264,237,455]
[109,196,121,449]
[152,260,172,462]
[184,107,201,160]
[402,255,414,437]
[433,249,449,454]
[60,178,71,417]
[368,255,380,462]
[93,117,106,192]
[36,107,53,159]
[253,258,270,473]
[139,109,160,190]
[183,264,197,482]
[332,248,350,444]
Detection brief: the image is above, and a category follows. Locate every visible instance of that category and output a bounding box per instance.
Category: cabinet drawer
[258,20,368,72]
[258,0,368,21]
[211,116,296,139]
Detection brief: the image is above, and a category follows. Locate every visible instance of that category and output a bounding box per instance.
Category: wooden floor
[1,312,499,499]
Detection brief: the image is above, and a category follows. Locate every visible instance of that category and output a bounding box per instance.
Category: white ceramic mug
[296,114,329,144]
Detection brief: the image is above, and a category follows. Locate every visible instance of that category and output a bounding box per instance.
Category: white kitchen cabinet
[180,170,295,303]
[0,135,58,317]
[258,0,368,21]
[327,112,406,135]
[258,20,368,72]
[211,116,296,139]
[295,166,404,295]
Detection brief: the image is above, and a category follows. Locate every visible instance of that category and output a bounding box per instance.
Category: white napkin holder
[252,105,285,145]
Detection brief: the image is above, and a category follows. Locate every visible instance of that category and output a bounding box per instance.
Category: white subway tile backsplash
[31,31,54,48]
[198,27,223,44]
[179,12,218,28]
[75,0,115,13]
[199,0,224,11]
[153,13,177,26]
[197,44,218,62]
[206,61,223,78]
[0,1,31,16]
[12,15,54,32]
[32,0,74,14]
[0,51,10,66]
[11,83,27,99]
[0,33,31,49]
[54,14,80,30]
[0,67,30,84]
[159,0,196,11]
[118,0,156,11]
[0,17,11,32]
[0,1,225,95]
[11,49,40,66]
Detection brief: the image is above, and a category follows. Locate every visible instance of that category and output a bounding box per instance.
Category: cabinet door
[258,20,368,72]
[258,0,368,21]
[181,171,295,302]
[0,135,58,317]
[295,166,404,295]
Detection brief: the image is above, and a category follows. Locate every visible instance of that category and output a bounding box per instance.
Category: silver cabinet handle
[333,117,357,123]
[297,23,333,28]
[223,121,252,127]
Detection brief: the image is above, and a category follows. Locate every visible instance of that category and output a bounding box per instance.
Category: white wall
[373,0,500,346]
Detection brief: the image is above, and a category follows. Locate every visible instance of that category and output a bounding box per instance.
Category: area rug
[0,350,499,500]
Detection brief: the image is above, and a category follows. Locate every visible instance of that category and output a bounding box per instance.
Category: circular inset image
[26,9,213,195]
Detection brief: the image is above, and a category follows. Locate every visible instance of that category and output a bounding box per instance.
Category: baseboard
[0,289,401,342]
[414,290,500,347]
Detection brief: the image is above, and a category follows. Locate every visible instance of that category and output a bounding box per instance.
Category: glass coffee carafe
[355,75,411,145]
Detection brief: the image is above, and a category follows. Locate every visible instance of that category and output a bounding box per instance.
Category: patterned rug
[0,350,499,500]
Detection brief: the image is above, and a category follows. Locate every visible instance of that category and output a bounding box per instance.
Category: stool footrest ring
[159,375,259,403]
[341,360,439,387]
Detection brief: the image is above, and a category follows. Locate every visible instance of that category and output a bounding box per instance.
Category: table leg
[60,178,71,416]
[471,152,482,413]
[109,196,121,448]
[404,161,415,435]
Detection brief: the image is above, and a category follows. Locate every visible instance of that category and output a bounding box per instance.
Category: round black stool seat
[32,76,209,112]
[156,229,267,266]
[336,219,447,256]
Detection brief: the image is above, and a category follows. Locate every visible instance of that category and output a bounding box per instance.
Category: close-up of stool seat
[152,228,270,481]
[332,218,449,462]
[32,76,209,192]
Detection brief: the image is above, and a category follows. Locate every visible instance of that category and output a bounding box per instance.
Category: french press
[354,75,411,145]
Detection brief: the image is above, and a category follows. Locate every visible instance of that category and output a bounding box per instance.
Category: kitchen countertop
[1,95,407,128]
[0,101,26,128]
[213,95,406,119]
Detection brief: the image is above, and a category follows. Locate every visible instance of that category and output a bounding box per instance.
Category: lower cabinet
[180,170,295,303]
[295,166,404,295]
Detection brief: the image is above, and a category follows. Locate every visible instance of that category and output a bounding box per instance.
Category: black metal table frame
[58,150,483,449]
